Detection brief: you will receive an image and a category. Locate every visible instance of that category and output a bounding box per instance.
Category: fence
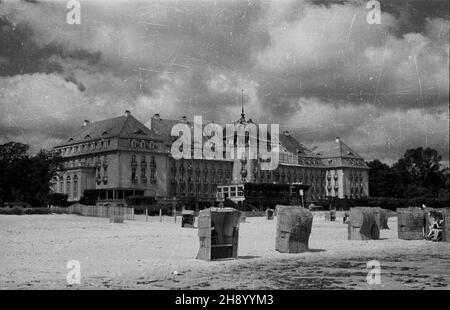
[50,205,134,220]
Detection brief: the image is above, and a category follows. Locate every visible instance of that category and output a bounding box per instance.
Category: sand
[0,212,449,289]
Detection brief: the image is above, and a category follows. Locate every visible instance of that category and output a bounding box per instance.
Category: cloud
[0,0,448,164]
[284,97,449,165]
[254,2,448,112]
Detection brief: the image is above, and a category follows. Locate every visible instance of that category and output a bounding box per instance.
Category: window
[223,187,230,198]
[73,175,78,199]
[59,177,64,193]
[230,186,236,197]
[103,156,108,170]
[141,157,147,182]
[150,156,156,183]
[66,176,71,198]
[237,186,244,197]
[131,167,137,182]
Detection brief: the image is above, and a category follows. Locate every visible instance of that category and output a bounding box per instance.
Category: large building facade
[52,110,369,206]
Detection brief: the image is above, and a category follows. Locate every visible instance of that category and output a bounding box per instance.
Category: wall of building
[117,151,168,197]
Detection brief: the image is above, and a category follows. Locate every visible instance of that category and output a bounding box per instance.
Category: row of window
[298,157,321,166]
[131,155,156,183]
[169,182,217,197]
[254,169,325,185]
[59,140,111,155]
[54,175,79,200]
[62,156,108,169]
[346,158,365,166]
[130,139,158,150]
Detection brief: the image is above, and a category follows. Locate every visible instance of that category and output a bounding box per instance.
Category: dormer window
[102,130,108,136]
[69,138,74,142]
[134,129,146,135]
[84,135,90,139]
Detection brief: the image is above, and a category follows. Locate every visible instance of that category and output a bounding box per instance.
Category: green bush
[48,193,69,207]
[0,206,25,215]
[312,197,449,211]
[24,208,52,215]
[79,190,99,205]
[0,207,60,215]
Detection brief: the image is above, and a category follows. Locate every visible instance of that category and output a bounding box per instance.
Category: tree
[0,142,30,204]
[368,147,448,199]
[0,142,63,207]
[367,159,396,197]
[393,147,444,196]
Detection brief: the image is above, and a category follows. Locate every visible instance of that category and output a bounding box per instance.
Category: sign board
[299,189,304,196]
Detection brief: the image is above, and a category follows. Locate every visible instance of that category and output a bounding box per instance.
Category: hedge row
[313,197,449,211]
[0,207,67,215]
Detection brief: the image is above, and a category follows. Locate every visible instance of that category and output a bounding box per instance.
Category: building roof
[277,131,315,157]
[150,117,217,145]
[313,138,363,159]
[56,113,166,147]
[151,115,316,157]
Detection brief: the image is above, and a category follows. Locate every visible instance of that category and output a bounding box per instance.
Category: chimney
[283,130,290,137]
[181,116,187,123]
[124,110,131,117]
[83,120,90,127]
[152,113,161,120]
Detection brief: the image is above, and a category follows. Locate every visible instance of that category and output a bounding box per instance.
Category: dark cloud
[0,0,448,163]
[0,18,101,77]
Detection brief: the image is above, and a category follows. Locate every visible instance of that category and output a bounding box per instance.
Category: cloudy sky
[0,0,448,164]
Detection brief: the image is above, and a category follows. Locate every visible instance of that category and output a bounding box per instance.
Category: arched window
[66,176,71,198]
[73,175,78,199]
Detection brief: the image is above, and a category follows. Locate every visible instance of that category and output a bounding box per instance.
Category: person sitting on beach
[427,217,443,242]
[343,211,349,224]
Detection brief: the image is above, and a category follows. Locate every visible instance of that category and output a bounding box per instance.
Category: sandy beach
[1,212,449,290]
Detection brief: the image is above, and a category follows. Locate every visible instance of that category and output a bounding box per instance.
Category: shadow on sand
[238,255,262,259]
[307,249,326,253]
